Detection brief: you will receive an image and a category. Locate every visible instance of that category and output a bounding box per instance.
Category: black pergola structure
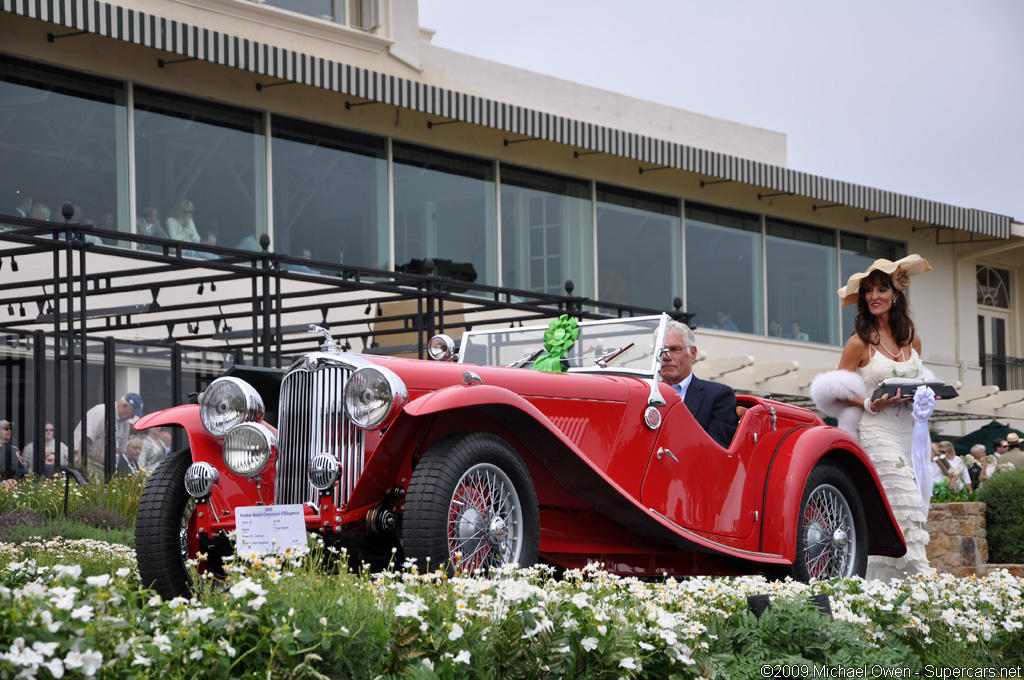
[0,206,692,480]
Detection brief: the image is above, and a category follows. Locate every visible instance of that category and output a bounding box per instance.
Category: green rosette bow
[532,314,579,373]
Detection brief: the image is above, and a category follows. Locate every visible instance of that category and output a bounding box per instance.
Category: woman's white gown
[856,347,933,580]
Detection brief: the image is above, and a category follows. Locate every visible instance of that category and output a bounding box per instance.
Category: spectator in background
[137,206,169,250]
[0,420,26,481]
[235,233,262,251]
[3,191,31,231]
[117,436,143,476]
[166,198,200,247]
[155,427,173,453]
[967,443,995,490]
[290,247,321,274]
[139,427,169,473]
[22,421,69,472]
[787,321,810,341]
[707,309,739,332]
[998,433,1024,471]
[70,204,104,245]
[29,203,51,221]
[11,192,31,218]
[195,229,221,260]
[993,438,1009,457]
[768,320,783,338]
[74,393,144,482]
[931,440,971,494]
[99,210,116,236]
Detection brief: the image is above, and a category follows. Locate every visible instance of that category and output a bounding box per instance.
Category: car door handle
[656,447,678,463]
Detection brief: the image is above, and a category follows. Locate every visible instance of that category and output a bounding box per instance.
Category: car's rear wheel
[403,432,539,574]
[136,448,207,599]
[790,461,868,581]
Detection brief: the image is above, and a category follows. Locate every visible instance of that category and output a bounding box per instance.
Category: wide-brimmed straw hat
[837,254,931,307]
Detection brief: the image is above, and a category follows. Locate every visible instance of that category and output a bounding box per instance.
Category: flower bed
[1,539,1023,678]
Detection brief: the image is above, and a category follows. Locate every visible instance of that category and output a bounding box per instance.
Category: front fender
[134,406,224,464]
[759,425,905,562]
[133,405,279,511]
[346,384,587,509]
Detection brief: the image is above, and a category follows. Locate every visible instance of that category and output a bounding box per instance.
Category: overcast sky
[418,1,1023,222]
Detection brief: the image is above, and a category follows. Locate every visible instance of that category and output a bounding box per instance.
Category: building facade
[1,0,1022,441]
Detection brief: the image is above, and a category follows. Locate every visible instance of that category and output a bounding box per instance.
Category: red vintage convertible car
[135,314,904,598]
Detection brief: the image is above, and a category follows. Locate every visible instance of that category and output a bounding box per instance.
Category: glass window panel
[134,87,266,254]
[0,58,126,235]
[685,203,761,333]
[767,218,837,344]
[393,143,496,286]
[992,317,1006,356]
[500,164,591,295]
[271,116,387,271]
[839,234,905,341]
[977,265,1010,309]
[596,185,680,311]
[264,0,338,22]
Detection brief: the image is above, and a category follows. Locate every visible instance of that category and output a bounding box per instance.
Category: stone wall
[926,502,989,576]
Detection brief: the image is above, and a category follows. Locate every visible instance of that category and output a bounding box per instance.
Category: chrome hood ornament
[308,324,341,354]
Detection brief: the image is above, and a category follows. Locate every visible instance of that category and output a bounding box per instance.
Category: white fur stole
[809,369,867,437]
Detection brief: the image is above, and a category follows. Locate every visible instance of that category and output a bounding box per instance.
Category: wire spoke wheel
[447,463,524,572]
[404,432,539,575]
[801,484,855,579]
[791,461,868,581]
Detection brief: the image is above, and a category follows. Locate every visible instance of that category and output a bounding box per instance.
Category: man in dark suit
[660,320,738,448]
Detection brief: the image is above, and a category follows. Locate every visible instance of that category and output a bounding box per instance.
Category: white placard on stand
[235,504,307,556]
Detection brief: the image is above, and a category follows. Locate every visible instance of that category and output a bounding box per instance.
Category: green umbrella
[947,420,1024,456]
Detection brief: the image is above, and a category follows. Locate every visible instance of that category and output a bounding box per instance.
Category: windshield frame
[458,313,671,380]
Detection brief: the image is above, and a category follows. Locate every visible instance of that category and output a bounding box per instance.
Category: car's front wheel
[136,448,209,599]
[403,432,539,574]
[790,461,868,581]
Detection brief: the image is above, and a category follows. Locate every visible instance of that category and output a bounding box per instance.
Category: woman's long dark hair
[853,269,915,347]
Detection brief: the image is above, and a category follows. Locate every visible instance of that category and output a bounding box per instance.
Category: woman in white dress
[811,254,933,580]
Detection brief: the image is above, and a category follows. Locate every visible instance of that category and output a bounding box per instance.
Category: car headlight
[344,366,407,429]
[222,422,276,477]
[200,377,264,438]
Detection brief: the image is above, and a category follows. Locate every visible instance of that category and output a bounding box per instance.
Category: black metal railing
[981,354,1024,391]
[0,207,693,481]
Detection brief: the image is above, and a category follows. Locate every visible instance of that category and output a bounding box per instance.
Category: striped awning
[2,0,1013,238]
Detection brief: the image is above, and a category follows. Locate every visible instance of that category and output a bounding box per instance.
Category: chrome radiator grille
[276,364,365,508]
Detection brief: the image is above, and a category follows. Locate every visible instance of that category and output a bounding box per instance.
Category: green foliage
[71,504,132,530]
[1,536,137,577]
[4,481,1024,678]
[931,479,973,503]
[2,537,1024,679]
[977,468,1024,563]
[0,516,135,548]
[704,597,911,677]
[0,470,146,522]
[0,508,45,542]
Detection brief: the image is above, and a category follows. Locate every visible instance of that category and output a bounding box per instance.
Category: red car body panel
[136,322,906,575]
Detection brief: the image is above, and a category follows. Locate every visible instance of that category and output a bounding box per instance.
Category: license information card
[235,505,307,556]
